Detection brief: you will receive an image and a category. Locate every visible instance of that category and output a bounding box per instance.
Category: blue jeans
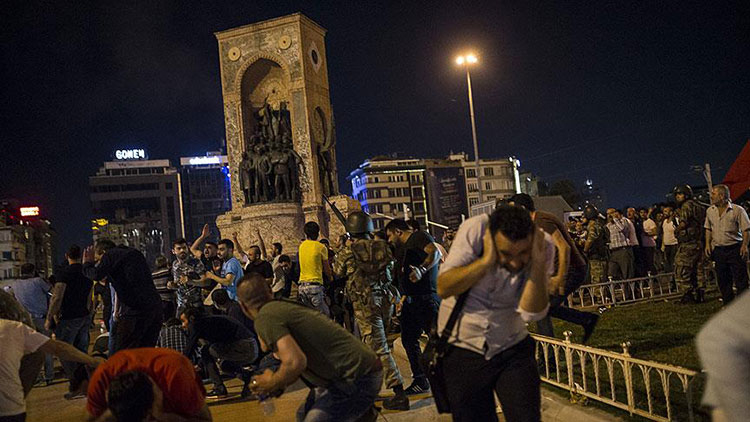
[32,317,54,382]
[297,369,383,422]
[55,315,90,381]
[298,284,330,317]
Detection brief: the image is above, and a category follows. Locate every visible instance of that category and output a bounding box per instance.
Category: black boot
[383,387,409,411]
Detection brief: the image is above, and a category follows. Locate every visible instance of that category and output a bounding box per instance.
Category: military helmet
[346,211,374,235]
[673,184,693,199]
[582,204,599,220]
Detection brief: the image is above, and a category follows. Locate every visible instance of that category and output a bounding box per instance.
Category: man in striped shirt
[607,208,635,280]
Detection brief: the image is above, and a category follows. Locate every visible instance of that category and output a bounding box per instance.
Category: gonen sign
[115,149,147,160]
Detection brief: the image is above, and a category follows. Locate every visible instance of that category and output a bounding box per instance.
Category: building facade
[179,153,231,242]
[348,152,521,234]
[349,157,428,231]
[89,151,184,266]
[0,201,56,280]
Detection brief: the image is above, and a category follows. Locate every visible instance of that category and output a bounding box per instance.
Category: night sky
[2,1,748,260]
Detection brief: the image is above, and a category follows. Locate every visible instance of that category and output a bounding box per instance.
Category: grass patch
[530,291,723,421]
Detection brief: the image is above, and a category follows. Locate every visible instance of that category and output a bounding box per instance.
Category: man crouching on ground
[237,272,382,422]
[437,205,554,422]
[86,348,211,422]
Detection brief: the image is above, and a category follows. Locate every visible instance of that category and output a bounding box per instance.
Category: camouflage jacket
[585,219,609,260]
[333,238,394,309]
[675,199,706,243]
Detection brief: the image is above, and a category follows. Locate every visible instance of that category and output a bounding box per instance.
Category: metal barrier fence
[532,332,700,422]
[568,272,681,309]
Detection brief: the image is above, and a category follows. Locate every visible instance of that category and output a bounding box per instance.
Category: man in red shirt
[87,348,211,422]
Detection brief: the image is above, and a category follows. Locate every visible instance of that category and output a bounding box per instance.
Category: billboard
[425,165,468,233]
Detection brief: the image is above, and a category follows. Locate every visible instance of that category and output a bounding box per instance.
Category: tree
[548,179,582,208]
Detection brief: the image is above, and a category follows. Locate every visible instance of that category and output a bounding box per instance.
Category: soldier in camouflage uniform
[673,184,707,303]
[582,205,609,284]
[333,211,410,411]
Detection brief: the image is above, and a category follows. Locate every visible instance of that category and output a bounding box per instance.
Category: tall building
[89,149,184,265]
[349,157,428,231]
[445,152,520,208]
[348,152,520,235]
[179,153,231,242]
[0,201,56,280]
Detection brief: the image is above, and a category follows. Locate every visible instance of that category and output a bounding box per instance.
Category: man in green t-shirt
[237,273,382,422]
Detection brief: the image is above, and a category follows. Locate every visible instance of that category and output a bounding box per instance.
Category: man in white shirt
[661,205,679,272]
[436,205,553,422]
[640,208,658,275]
[0,318,102,422]
[704,184,750,304]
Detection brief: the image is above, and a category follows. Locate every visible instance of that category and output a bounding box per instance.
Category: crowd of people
[1,183,748,422]
[563,184,749,305]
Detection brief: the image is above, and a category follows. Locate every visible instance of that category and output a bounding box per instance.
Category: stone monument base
[215,195,361,257]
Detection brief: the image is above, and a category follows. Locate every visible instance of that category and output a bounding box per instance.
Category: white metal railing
[568,272,681,309]
[532,332,700,422]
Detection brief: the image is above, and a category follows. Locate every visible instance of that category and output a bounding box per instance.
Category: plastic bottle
[258,394,275,416]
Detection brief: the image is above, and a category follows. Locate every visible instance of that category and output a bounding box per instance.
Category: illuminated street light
[455,53,483,203]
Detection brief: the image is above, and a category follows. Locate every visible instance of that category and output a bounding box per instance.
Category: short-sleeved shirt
[704,202,750,247]
[6,277,50,318]
[437,214,554,359]
[254,300,377,387]
[245,259,274,280]
[56,263,92,320]
[534,211,587,270]
[0,319,49,416]
[396,231,438,296]
[172,257,206,307]
[221,257,244,300]
[298,240,328,284]
[87,348,205,419]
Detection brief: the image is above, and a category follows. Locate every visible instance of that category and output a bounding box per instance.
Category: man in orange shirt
[297,221,332,316]
[87,348,211,422]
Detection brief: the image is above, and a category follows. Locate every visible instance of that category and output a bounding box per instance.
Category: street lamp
[456,53,482,204]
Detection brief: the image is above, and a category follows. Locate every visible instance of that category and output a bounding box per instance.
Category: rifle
[323,194,347,227]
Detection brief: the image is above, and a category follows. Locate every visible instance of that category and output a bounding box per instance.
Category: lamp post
[456,53,482,203]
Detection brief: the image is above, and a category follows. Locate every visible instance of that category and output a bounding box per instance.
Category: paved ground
[25,336,618,421]
[26,338,457,422]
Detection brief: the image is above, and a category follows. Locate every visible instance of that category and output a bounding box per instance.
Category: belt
[610,246,629,252]
[299,282,323,286]
[714,243,740,249]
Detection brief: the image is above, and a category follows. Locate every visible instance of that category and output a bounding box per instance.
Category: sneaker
[64,390,86,400]
[206,386,228,398]
[382,392,409,411]
[582,314,599,343]
[404,379,430,395]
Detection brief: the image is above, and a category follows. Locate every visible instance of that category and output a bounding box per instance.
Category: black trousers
[111,309,162,353]
[663,244,678,273]
[712,243,749,304]
[443,336,541,422]
[537,265,593,337]
[0,414,25,422]
[400,295,439,380]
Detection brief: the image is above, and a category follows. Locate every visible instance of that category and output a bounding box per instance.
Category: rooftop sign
[20,206,40,217]
[115,149,147,160]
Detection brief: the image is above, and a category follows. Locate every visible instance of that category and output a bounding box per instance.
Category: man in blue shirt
[204,239,244,300]
[5,263,54,385]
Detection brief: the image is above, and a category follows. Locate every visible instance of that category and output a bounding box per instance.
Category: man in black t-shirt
[243,245,274,285]
[46,245,93,395]
[83,239,163,353]
[180,307,258,398]
[385,219,442,395]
